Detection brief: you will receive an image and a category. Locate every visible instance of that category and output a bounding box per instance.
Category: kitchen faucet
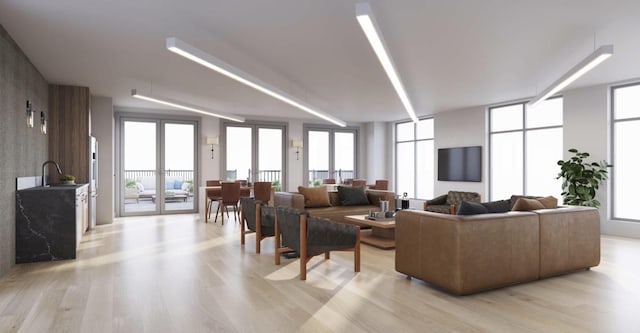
[42,160,62,187]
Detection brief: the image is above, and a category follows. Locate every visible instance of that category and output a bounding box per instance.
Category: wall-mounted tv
[437,146,482,182]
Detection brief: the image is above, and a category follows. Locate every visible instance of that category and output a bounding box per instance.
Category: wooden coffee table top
[344,215,395,228]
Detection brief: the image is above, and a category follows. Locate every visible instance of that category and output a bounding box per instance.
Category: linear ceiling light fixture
[131,89,245,122]
[528,44,613,108]
[356,2,418,123]
[165,37,346,127]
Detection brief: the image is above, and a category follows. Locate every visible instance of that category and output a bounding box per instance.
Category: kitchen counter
[15,184,88,263]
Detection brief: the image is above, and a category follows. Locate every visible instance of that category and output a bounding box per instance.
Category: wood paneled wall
[48,85,91,184]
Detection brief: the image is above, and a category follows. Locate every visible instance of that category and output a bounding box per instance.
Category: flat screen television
[437,146,482,182]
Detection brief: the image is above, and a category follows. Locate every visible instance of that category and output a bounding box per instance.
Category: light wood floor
[1,214,640,332]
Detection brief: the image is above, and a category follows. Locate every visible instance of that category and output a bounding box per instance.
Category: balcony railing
[226,169,282,183]
[308,169,354,184]
[124,170,194,183]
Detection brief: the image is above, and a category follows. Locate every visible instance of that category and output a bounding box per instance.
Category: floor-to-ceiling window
[222,121,286,189]
[612,83,640,221]
[395,118,434,199]
[489,97,563,200]
[117,115,198,216]
[304,125,358,185]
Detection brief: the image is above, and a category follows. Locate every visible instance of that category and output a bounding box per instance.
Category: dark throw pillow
[456,201,488,215]
[337,186,370,206]
[481,199,511,213]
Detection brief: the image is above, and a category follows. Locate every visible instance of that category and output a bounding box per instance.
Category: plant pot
[61,180,75,185]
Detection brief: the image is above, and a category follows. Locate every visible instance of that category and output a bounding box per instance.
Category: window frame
[302,124,359,186]
[394,118,435,199]
[610,82,640,222]
[488,96,563,201]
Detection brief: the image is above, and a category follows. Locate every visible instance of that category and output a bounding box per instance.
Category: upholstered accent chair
[274,207,361,280]
[423,191,481,214]
[240,197,276,253]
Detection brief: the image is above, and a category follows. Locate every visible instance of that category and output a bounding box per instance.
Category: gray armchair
[240,197,276,254]
[423,191,481,214]
[274,207,360,280]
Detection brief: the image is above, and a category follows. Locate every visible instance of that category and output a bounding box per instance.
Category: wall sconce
[26,100,34,128]
[40,111,47,135]
[291,139,303,160]
[206,136,219,159]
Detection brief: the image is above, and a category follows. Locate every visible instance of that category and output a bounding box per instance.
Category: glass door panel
[226,126,252,182]
[163,123,195,212]
[258,128,283,188]
[308,130,330,185]
[123,120,158,214]
[334,132,354,183]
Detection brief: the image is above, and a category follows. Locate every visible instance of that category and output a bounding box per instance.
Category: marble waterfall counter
[15,184,88,263]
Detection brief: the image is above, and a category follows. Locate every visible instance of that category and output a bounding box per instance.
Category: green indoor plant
[60,174,76,185]
[556,149,611,208]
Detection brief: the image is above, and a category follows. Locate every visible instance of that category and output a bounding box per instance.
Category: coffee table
[344,215,396,249]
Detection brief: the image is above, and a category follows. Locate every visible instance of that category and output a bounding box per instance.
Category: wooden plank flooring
[1,214,639,332]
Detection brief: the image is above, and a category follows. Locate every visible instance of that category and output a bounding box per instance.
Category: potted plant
[60,174,76,185]
[556,149,611,208]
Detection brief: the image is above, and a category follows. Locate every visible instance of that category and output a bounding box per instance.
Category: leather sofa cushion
[298,186,331,208]
[537,196,558,209]
[512,197,545,211]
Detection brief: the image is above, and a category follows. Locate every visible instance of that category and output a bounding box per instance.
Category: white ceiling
[2,0,639,124]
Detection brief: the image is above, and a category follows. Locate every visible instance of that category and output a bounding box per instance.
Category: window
[489,98,563,200]
[222,121,286,188]
[395,118,434,199]
[612,83,640,221]
[304,126,358,185]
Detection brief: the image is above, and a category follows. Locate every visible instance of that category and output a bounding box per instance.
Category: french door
[304,126,358,185]
[118,116,198,216]
[222,122,286,190]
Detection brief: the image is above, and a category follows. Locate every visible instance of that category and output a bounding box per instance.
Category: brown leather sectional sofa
[395,206,600,295]
[274,189,396,226]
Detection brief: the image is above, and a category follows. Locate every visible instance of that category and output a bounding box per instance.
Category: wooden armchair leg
[324,252,330,260]
[355,226,361,273]
[300,215,308,280]
[240,209,245,245]
[275,216,281,265]
[255,204,262,254]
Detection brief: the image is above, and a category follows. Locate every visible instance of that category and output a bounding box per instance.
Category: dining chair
[215,182,240,225]
[253,181,272,204]
[322,178,336,184]
[374,180,388,190]
[206,180,222,222]
[352,179,367,187]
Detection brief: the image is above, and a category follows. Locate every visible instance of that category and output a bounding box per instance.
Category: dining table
[198,185,274,223]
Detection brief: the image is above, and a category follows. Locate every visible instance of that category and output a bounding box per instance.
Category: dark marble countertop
[18,183,88,191]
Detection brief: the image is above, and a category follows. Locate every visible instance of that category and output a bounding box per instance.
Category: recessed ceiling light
[131,89,245,122]
[166,37,347,127]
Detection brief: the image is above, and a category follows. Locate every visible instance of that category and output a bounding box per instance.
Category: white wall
[91,96,114,225]
[564,83,640,238]
[365,122,388,183]
[425,82,640,239]
[433,106,487,198]
[200,116,220,186]
[287,119,304,192]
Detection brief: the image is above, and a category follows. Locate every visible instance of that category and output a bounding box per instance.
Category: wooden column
[48,85,91,184]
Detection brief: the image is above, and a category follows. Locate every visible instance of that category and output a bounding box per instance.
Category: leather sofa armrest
[274,192,305,210]
[366,190,396,210]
